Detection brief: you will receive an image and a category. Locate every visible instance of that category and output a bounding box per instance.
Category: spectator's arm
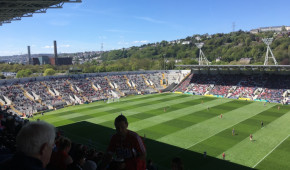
[135,135,147,160]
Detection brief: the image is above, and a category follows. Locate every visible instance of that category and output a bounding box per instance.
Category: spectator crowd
[175,73,290,103]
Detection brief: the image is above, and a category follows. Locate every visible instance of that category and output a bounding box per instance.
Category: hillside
[98,30,290,70]
[1,30,289,77]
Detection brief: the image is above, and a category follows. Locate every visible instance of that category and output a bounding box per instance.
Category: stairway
[124,75,138,92]
[10,105,24,117]
[141,74,159,93]
[105,76,125,96]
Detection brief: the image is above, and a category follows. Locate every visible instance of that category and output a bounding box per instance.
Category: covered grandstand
[174,65,290,104]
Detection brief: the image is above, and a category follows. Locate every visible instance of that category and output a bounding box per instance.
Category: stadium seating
[0,71,188,116]
[175,73,290,103]
[1,70,289,116]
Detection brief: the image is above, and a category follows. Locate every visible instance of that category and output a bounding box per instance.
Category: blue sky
[0,0,289,56]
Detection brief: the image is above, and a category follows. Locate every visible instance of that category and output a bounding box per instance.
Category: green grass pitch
[32,93,290,170]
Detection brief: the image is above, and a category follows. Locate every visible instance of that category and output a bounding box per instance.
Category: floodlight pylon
[195,43,209,65]
[262,38,278,65]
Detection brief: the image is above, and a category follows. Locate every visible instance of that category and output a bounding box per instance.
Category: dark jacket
[0,152,45,170]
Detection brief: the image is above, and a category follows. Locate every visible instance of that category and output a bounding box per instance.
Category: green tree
[16,69,32,78]
[43,68,56,76]
[0,73,5,79]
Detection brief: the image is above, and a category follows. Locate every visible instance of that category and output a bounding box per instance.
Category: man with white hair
[0,121,55,170]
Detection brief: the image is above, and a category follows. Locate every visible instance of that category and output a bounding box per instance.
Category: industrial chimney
[54,40,58,65]
[27,46,31,65]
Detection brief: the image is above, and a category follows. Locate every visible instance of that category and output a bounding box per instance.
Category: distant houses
[250,26,290,34]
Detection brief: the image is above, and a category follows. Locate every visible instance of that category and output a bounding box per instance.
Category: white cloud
[117,40,149,46]
[133,40,148,44]
[134,16,166,24]
[42,44,70,49]
[60,44,71,48]
[0,51,21,56]
[43,45,53,49]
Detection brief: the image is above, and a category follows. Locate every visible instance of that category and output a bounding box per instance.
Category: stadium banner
[238,98,251,101]
[254,99,268,102]
[184,92,193,95]
[174,91,183,94]
[204,94,214,97]
[213,95,224,98]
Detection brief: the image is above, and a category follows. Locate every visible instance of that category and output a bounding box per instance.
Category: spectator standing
[100,114,146,170]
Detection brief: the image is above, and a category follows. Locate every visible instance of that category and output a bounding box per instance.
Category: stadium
[1,1,290,170]
[1,67,290,169]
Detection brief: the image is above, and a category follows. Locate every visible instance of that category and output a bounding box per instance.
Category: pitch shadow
[57,121,255,170]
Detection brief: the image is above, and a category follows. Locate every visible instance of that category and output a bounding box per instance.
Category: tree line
[0,30,289,79]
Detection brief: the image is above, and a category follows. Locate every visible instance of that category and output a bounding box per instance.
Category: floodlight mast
[195,43,209,65]
[263,38,278,65]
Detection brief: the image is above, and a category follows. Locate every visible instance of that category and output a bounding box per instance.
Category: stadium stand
[174,73,290,104]
[0,70,189,116]
[1,69,289,116]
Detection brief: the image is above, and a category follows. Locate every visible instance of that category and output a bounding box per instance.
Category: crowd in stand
[21,81,58,110]
[175,73,290,103]
[107,75,137,95]
[0,85,38,115]
[43,78,80,105]
[174,74,193,92]
[143,73,164,90]
[127,74,152,94]
[0,72,178,116]
[0,71,289,118]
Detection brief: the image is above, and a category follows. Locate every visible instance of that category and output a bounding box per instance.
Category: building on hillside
[56,58,72,65]
[181,41,191,45]
[1,72,16,78]
[250,29,259,34]
[175,59,182,63]
[239,58,252,64]
[216,57,222,62]
[250,26,290,34]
